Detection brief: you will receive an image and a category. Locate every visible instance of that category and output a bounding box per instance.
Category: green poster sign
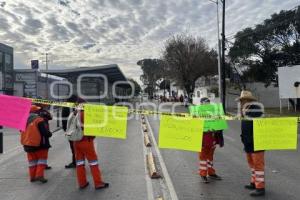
[189,103,228,131]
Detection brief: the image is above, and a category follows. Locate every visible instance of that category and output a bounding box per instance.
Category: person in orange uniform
[71,101,109,190]
[237,90,265,197]
[32,103,53,170]
[198,97,224,183]
[21,105,52,183]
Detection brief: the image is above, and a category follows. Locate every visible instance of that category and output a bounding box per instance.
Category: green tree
[229,6,300,87]
[162,34,218,99]
[137,59,164,98]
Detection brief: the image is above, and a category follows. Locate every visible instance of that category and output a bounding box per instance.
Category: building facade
[0,43,14,95]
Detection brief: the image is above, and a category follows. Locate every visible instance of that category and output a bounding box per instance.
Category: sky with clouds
[0,0,299,82]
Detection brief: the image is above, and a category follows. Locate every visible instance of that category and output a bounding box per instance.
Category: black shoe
[95,182,109,190]
[36,177,48,184]
[245,183,256,190]
[201,176,209,184]
[30,178,37,182]
[45,166,52,170]
[65,162,76,169]
[208,174,222,180]
[79,182,89,190]
[250,189,265,197]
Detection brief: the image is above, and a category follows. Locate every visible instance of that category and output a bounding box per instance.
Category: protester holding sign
[62,95,79,169]
[237,90,265,197]
[67,100,109,190]
[198,97,224,183]
[31,103,53,170]
[20,105,52,184]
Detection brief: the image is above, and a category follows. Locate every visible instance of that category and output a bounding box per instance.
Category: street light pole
[221,0,226,112]
[216,0,222,102]
[208,0,222,104]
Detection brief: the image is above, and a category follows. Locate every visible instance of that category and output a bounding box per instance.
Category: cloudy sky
[0,0,299,82]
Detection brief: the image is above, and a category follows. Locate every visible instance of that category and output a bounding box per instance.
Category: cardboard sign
[84,104,128,139]
[254,117,298,151]
[0,95,32,131]
[189,104,228,131]
[159,115,204,152]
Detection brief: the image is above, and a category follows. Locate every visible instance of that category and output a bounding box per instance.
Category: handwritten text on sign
[84,104,128,139]
[0,95,32,131]
[159,115,204,152]
[189,103,228,131]
[253,117,298,151]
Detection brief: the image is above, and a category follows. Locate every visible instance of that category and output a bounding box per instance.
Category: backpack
[20,114,44,147]
[66,112,83,141]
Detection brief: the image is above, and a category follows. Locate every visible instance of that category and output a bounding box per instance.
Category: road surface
[0,103,299,200]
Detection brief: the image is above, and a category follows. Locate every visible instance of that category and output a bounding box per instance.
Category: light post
[208,0,222,103]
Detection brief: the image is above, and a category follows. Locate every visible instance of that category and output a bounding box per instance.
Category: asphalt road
[0,104,299,200]
[0,114,149,200]
[145,102,300,200]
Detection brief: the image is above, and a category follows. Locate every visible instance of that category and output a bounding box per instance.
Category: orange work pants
[27,149,48,180]
[199,146,216,176]
[74,139,104,188]
[246,151,265,189]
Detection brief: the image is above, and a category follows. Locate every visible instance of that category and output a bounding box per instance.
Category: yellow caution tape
[28,98,299,121]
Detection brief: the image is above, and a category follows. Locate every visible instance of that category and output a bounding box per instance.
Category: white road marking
[140,117,155,200]
[145,116,179,200]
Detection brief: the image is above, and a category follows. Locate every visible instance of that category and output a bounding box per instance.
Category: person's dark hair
[68,95,78,103]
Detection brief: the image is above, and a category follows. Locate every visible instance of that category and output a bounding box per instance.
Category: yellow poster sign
[254,117,298,151]
[159,115,204,152]
[84,104,128,139]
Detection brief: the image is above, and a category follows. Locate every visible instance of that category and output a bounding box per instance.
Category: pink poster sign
[0,95,32,131]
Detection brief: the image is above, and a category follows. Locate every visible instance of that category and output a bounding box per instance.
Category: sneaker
[35,177,48,184]
[95,182,109,190]
[79,182,89,190]
[30,178,37,182]
[45,166,52,170]
[65,162,76,169]
[245,183,256,190]
[201,176,209,184]
[208,174,222,180]
[250,188,265,197]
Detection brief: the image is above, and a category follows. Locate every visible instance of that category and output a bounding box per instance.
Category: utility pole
[44,53,49,99]
[208,0,222,104]
[216,0,222,103]
[221,0,226,112]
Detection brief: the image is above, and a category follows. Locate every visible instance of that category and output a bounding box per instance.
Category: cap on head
[236,90,257,101]
[30,105,41,113]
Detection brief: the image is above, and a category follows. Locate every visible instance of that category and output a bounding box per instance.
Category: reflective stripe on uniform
[199,166,207,170]
[199,161,207,164]
[29,160,38,167]
[256,178,264,182]
[37,159,47,165]
[76,160,85,166]
[207,161,213,168]
[89,160,98,166]
[255,171,264,175]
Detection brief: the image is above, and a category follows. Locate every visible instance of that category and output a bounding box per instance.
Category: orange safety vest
[20,114,44,147]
